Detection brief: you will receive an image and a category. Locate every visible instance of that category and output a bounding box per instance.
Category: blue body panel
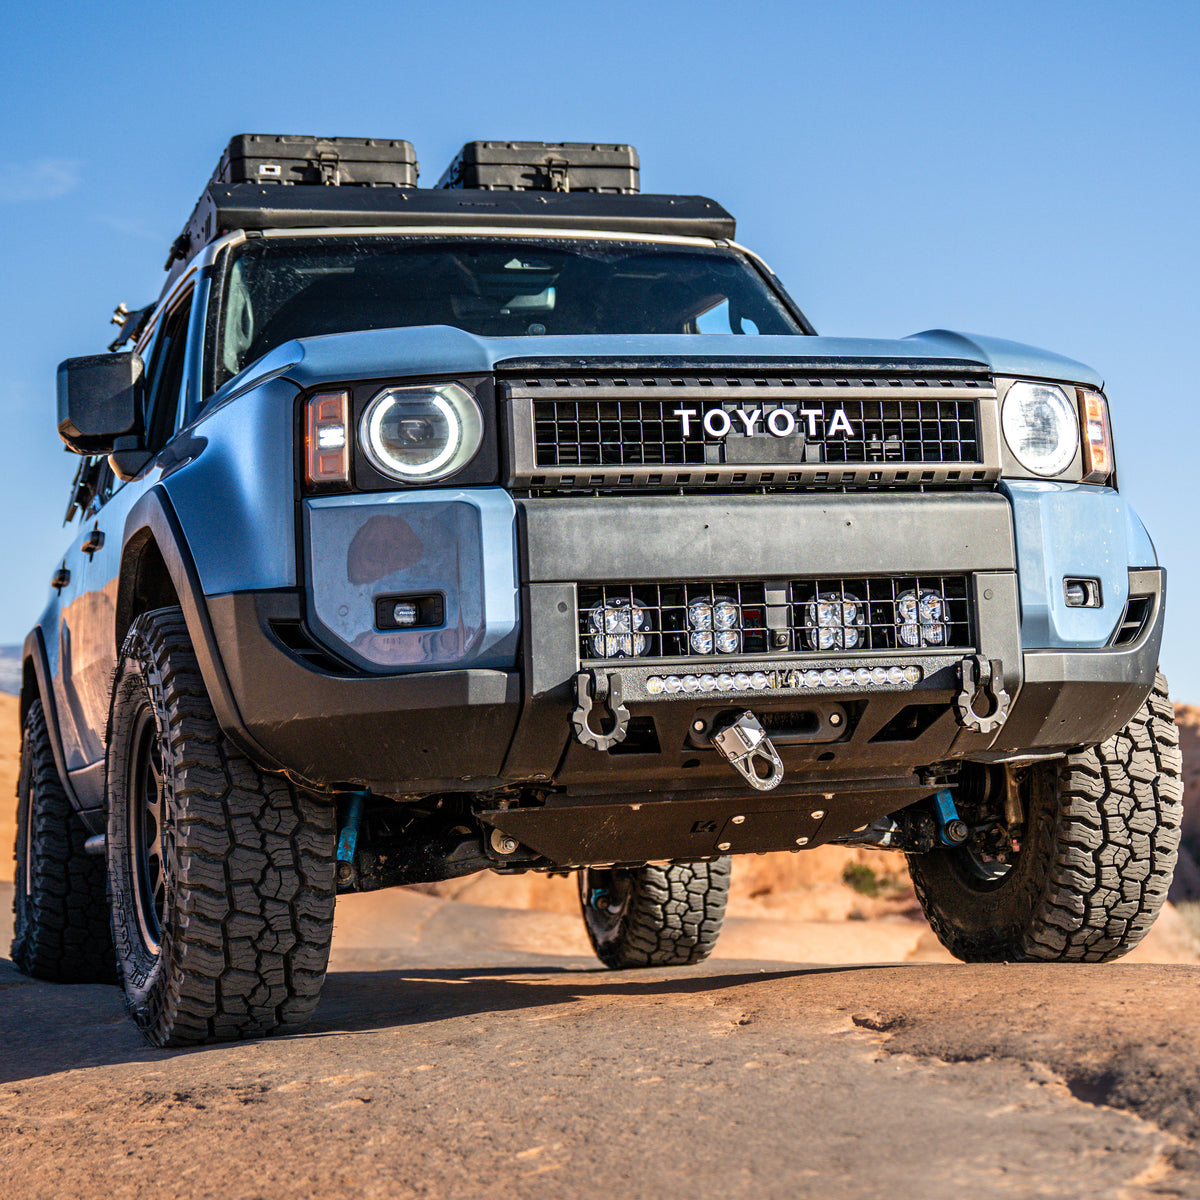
[1003,481,1157,649]
[164,375,300,594]
[303,488,520,673]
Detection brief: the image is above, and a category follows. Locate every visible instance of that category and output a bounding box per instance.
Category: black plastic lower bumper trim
[206,591,520,792]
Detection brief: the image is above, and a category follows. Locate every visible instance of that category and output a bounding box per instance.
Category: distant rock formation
[0,646,19,696]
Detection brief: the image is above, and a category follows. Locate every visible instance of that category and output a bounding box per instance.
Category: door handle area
[51,564,71,591]
[81,528,105,558]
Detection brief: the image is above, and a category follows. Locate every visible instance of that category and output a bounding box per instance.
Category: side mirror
[56,352,144,455]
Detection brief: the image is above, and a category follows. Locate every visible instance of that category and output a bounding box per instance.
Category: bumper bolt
[795,836,810,847]
[717,841,731,851]
[490,829,520,855]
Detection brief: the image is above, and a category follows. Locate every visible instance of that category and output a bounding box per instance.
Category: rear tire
[106,608,336,1046]
[908,671,1183,962]
[578,858,731,968]
[11,699,115,983]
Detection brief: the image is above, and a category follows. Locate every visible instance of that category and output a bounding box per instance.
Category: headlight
[360,383,484,483]
[1001,381,1079,477]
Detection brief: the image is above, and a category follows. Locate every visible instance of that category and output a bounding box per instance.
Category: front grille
[535,393,979,468]
[578,575,972,662]
[503,359,999,493]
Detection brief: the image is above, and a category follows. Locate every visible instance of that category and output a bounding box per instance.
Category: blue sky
[3,1,1198,699]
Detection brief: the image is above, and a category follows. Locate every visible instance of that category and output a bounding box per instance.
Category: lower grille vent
[1112,595,1153,647]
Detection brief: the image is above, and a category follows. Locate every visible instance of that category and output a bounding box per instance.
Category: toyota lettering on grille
[673,405,858,440]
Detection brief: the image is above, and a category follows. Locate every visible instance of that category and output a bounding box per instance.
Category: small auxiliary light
[392,601,420,627]
[375,593,446,630]
[1064,578,1102,608]
[306,391,351,486]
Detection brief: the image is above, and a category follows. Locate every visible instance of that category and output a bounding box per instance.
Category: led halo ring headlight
[1001,381,1079,478]
[360,382,484,483]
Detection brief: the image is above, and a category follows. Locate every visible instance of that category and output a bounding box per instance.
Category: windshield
[214,236,805,388]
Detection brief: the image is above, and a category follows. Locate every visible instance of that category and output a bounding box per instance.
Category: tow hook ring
[954,655,1010,735]
[571,670,630,751]
[710,711,785,792]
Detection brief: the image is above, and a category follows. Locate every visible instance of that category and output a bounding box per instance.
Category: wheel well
[115,531,181,651]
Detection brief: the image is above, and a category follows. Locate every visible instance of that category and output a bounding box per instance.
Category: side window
[141,293,193,455]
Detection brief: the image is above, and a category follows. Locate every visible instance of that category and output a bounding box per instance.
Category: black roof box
[216,134,418,188]
[437,141,638,193]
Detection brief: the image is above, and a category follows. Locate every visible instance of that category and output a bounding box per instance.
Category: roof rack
[165,135,736,277]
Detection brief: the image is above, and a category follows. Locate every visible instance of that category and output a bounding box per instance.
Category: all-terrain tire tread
[108,608,336,1046]
[581,858,731,968]
[910,671,1182,963]
[10,699,116,983]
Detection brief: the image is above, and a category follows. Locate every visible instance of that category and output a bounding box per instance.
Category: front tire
[106,608,336,1046]
[11,699,115,983]
[578,858,731,968]
[909,671,1183,963]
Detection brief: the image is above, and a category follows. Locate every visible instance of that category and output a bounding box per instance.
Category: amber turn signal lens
[305,391,350,486]
[1077,388,1113,485]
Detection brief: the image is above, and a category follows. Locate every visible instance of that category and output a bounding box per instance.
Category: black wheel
[11,698,115,983]
[908,671,1183,963]
[578,858,731,968]
[106,608,336,1046]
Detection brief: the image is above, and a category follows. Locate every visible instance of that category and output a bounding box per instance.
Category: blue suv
[13,136,1183,1045]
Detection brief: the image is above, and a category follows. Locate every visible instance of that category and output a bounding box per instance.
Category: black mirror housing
[57,352,144,455]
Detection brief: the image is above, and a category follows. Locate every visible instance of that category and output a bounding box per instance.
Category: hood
[225,324,1103,396]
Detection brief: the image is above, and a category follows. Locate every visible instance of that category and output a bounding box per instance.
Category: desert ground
[4,691,1200,1198]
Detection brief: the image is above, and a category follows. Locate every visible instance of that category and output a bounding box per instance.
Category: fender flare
[118,487,287,772]
[21,625,85,815]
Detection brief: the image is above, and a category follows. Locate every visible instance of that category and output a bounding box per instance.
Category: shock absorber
[932,789,970,847]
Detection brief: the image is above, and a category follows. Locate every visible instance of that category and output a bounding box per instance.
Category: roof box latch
[313,146,341,186]
[546,157,569,192]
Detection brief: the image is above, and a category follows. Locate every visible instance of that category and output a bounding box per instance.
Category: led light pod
[688,595,741,654]
[897,589,949,647]
[804,591,865,651]
[587,597,650,658]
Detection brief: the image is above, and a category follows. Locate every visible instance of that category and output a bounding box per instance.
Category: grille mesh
[515,367,987,474]
[537,394,980,468]
[578,575,971,662]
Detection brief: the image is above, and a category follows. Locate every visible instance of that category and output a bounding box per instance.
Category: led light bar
[644,664,923,696]
[305,390,351,486]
